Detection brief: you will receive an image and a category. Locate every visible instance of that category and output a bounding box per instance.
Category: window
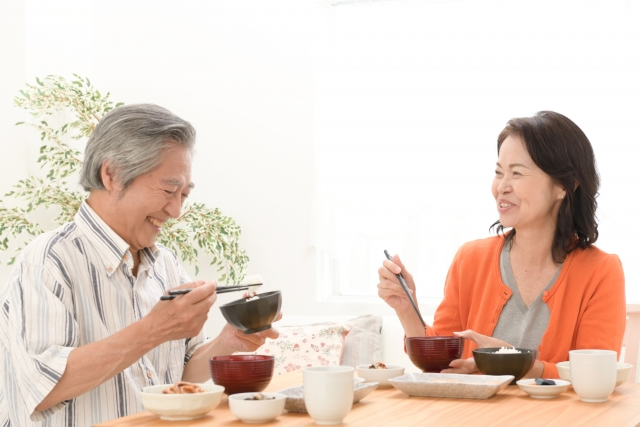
[311,1,640,303]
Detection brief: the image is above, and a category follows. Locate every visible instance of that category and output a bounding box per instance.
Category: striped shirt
[0,201,208,426]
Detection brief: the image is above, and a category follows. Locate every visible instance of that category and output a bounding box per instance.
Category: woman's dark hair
[490,111,600,263]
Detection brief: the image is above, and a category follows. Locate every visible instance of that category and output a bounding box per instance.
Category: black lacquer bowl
[219,290,281,334]
[472,347,537,385]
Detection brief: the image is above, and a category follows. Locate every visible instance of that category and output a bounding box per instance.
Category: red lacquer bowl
[405,336,464,373]
[209,355,275,395]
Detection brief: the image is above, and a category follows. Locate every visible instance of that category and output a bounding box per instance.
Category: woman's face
[492,135,565,233]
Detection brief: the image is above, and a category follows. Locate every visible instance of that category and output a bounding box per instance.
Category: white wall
[1,0,638,341]
[0,0,379,338]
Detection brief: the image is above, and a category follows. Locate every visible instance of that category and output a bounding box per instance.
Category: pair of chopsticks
[160,286,250,301]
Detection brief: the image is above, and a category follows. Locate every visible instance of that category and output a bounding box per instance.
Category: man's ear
[100,162,119,192]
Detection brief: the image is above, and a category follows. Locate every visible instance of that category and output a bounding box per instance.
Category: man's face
[109,145,193,253]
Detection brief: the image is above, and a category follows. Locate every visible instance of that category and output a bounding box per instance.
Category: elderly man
[0,104,278,426]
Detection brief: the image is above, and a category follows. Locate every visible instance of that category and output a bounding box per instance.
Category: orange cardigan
[425,235,626,378]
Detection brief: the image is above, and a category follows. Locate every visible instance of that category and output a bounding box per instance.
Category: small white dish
[388,373,513,399]
[279,380,378,413]
[141,383,224,421]
[516,379,571,398]
[556,361,632,387]
[356,364,405,387]
[228,392,286,423]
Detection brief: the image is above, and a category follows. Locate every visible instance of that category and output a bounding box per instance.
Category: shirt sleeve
[1,260,79,422]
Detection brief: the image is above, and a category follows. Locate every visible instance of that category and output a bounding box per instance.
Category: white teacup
[569,349,617,402]
[304,366,354,425]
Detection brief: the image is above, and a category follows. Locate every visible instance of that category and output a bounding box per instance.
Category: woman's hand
[440,330,513,375]
[377,254,426,336]
[377,254,418,312]
[441,357,478,375]
[453,330,513,349]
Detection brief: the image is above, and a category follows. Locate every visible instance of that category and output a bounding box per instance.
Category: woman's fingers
[441,357,478,374]
[453,330,513,349]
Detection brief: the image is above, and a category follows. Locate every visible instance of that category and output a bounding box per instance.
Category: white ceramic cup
[569,349,617,402]
[304,366,354,425]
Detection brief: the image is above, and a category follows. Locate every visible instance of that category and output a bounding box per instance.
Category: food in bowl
[244,393,275,400]
[369,361,387,369]
[495,347,521,354]
[219,290,282,334]
[356,364,404,387]
[141,383,224,421]
[473,347,536,385]
[228,392,287,423]
[163,381,205,394]
[516,378,570,398]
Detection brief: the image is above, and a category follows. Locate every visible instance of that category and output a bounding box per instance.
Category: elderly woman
[0,104,278,426]
[378,111,626,379]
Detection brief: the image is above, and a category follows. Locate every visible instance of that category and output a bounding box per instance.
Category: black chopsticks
[160,286,250,301]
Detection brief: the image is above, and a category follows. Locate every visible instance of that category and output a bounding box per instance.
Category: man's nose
[164,194,182,219]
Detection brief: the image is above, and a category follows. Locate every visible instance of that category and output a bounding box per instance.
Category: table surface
[96,371,640,427]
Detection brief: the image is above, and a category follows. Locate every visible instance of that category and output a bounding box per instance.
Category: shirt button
[147,371,153,379]
[123,254,129,261]
[108,266,114,272]
[543,291,549,297]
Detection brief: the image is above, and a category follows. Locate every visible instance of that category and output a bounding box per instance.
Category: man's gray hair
[79,103,196,192]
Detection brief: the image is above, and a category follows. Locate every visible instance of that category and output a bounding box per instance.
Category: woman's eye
[494,170,502,176]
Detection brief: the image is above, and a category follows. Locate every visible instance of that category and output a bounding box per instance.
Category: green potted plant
[0,74,249,283]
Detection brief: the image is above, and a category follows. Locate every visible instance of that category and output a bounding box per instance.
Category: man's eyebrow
[495,162,531,169]
[163,178,195,189]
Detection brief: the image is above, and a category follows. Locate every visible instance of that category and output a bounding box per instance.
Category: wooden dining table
[96,371,640,427]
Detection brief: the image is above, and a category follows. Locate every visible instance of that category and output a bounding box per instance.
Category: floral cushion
[238,323,351,375]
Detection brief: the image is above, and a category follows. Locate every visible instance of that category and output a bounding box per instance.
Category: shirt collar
[74,200,159,277]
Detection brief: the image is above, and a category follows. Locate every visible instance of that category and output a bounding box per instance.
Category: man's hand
[146,280,218,341]
[218,313,281,352]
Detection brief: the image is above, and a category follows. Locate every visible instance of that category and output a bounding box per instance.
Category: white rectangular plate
[388,373,514,399]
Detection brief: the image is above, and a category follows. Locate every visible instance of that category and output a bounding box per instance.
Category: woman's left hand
[453,329,513,349]
[440,329,515,375]
[441,357,478,374]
